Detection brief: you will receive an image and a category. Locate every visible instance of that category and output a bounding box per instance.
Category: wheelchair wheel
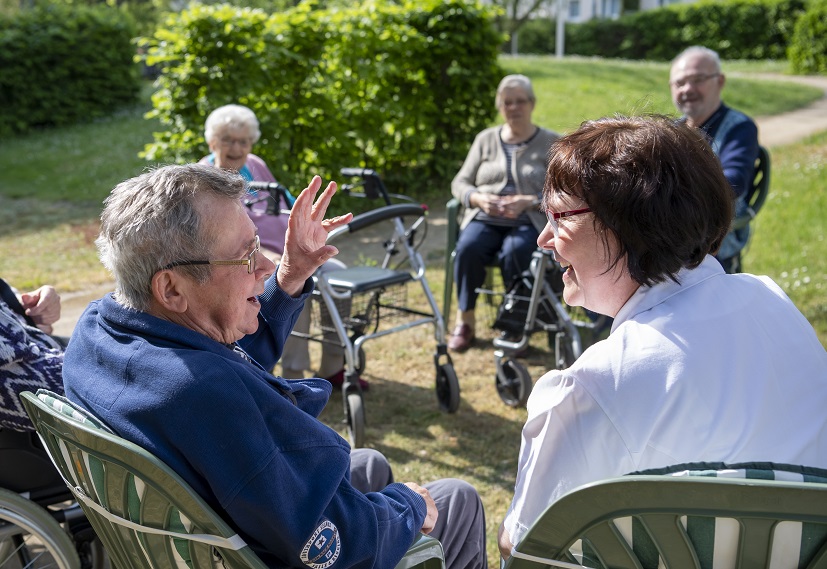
[345,393,365,449]
[495,358,533,407]
[0,488,80,569]
[435,363,460,414]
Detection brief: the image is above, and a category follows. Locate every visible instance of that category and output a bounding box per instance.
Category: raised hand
[277,176,353,296]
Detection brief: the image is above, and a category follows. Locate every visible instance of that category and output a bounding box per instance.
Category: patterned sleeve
[0,303,65,431]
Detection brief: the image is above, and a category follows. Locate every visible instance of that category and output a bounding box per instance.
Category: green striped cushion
[631,461,827,483]
[568,463,827,569]
[35,389,113,433]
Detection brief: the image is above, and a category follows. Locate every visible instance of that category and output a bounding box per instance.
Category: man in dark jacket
[670,46,760,273]
[63,164,486,569]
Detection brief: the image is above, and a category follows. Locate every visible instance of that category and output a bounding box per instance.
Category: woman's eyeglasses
[161,235,260,274]
[219,137,253,148]
[545,208,592,238]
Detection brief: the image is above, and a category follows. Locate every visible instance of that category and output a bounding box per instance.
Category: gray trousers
[351,449,487,569]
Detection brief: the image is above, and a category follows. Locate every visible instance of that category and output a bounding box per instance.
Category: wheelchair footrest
[324,267,413,293]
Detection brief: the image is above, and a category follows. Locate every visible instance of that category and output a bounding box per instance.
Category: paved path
[739,73,827,148]
[51,73,827,337]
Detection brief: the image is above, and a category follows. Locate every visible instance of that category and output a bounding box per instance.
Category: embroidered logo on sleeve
[300,520,340,569]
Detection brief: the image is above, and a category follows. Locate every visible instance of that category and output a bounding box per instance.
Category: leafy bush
[788,0,827,73]
[142,0,504,196]
[0,4,139,136]
[514,17,556,55]
[538,0,807,61]
[668,0,806,60]
[567,16,633,58]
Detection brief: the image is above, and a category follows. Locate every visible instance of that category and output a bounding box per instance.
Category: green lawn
[1,56,825,566]
[499,55,822,134]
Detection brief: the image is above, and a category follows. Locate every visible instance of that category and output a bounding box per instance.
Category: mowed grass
[0,91,162,291]
[499,55,823,134]
[1,56,825,565]
[744,130,827,342]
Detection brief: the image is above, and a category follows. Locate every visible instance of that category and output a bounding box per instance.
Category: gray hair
[204,104,262,145]
[97,164,246,311]
[495,74,536,108]
[672,46,722,74]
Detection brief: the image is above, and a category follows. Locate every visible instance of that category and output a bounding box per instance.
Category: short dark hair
[543,115,734,286]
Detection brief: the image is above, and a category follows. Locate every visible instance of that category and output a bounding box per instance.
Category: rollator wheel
[345,393,365,449]
[0,487,80,569]
[435,363,460,414]
[495,358,532,407]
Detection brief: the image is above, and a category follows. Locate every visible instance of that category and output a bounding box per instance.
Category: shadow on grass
[320,375,526,493]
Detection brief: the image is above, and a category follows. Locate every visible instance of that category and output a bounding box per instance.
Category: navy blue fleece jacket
[63,274,426,569]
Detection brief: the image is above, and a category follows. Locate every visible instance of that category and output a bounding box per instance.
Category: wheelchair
[444,199,609,408]
[247,171,459,449]
[0,427,106,569]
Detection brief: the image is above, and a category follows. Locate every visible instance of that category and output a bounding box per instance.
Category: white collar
[612,255,725,332]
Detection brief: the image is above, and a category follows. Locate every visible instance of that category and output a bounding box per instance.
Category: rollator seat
[323,266,413,293]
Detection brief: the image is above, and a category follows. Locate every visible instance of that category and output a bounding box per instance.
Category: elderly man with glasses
[62,164,488,569]
[669,45,760,274]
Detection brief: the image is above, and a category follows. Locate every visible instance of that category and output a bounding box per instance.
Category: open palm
[278,175,353,296]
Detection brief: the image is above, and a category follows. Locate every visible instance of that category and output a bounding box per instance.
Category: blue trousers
[453,220,540,312]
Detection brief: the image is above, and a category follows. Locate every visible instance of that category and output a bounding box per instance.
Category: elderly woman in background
[201,104,291,259]
[498,115,827,559]
[448,74,560,352]
[200,104,356,386]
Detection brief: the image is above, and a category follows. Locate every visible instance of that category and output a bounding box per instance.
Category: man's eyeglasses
[161,235,260,274]
[545,208,592,238]
[669,73,720,88]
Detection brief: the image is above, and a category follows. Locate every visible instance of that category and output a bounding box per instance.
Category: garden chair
[504,463,827,569]
[728,144,770,273]
[20,389,445,569]
[732,145,771,232]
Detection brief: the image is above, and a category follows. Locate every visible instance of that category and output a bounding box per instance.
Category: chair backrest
[505,467,827,569]
[21,390,445,569]
[732,145,771,231]
[21,389,270,569]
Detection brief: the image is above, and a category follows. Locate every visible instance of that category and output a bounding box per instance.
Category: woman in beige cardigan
[448,74,560,352]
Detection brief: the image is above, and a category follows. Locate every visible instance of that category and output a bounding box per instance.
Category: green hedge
[142,0,504,195]
[0,4,140,136]
[788,0,827,72]
[515,0,808,61]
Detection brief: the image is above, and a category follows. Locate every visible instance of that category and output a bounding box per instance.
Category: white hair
[97,164,246,311]
[204,104,262,145]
